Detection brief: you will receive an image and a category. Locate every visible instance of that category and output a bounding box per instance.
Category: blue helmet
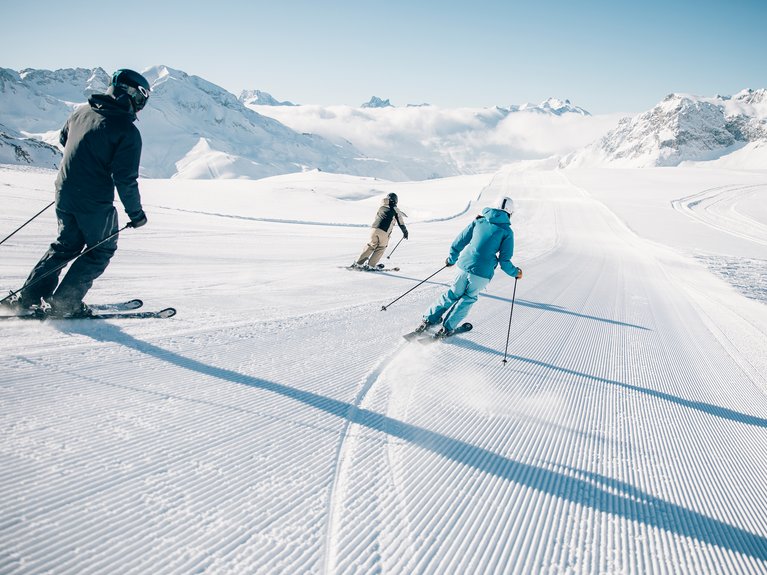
[110,69,151,112]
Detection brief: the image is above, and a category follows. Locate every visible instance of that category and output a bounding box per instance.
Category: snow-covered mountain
[356,96,590,115]
[562,89,767,168]
[0,123,60,169]
[0,68,86,140]
[513,97,591,116]
[18,67,110,104]
[0,66,410,180]
[4,65,764,177]
[0,67,114,169]
[238,89,296,106]
[0,65,617,179]
[137,66,410,179]
[361,96,393,108]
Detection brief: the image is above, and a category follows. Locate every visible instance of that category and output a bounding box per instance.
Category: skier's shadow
[61,322,767,561]
[484,295,651,331]
[386,273,650,331]
[451,338,767,429]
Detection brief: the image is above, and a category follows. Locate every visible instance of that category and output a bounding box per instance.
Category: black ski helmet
[386,192,398,206]
[110,69,151,112]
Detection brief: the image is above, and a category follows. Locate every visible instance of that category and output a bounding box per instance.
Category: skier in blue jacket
[416,196,522,337]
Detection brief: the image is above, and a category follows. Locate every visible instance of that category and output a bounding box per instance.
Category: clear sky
[3,0,765,113]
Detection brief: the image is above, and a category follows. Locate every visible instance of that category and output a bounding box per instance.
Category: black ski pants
[21,207,118,311]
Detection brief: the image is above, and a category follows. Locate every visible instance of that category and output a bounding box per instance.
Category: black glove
[445,258,454,267]
[128,211,147,228]
[403,229,409,240]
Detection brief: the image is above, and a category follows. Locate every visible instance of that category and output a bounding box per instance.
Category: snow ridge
[0,123,60,168]
[4,64,765,175]
[563,91,767,167]
[1,65,605,179]
[515,97,591,116]
[361,96,393,108]
[238,89,296,106]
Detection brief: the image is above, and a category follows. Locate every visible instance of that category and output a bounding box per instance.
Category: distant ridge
[562,89,767,168]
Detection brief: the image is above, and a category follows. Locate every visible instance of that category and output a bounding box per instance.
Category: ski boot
[0,292,24,312]
[434,327,454,339]
[1,293,40,316]
[48,301,93,319]
[414,319,433,334]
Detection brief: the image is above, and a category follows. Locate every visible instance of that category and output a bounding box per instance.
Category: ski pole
[386,236,404,260]
[381,265,447,311]
[1,224,129,305]
[502,277,519,365]
[0,201,54,247]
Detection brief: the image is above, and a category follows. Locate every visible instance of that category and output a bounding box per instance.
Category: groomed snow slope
[1,165,766,574]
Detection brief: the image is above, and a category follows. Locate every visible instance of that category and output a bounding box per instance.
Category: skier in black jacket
[353,192,408,269]
[17,69,151,317]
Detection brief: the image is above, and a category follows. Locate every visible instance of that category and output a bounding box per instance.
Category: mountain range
[1,65,765,178]
[511,98,590,116]
[562,89,767,168]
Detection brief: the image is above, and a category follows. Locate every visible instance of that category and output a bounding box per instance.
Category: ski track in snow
[151,201,476,228]
[672,183,767,246]
[2,167,767,574]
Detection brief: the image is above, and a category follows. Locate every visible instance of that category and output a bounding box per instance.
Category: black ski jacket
[371,204,408,236]
[55,94,144,220]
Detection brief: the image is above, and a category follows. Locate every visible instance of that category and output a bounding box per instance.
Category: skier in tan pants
[353,193,409,270]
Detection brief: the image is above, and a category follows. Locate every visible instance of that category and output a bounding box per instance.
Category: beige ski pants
[356,228,390,267]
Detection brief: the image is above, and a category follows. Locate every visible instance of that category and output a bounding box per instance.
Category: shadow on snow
[454,339,767,429]
[383,273,650,331]
[64,323,767,561]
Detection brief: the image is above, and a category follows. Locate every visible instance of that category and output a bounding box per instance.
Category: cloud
[253,103,623,174]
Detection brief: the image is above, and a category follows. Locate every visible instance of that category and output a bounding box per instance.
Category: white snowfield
[1,165,766,574]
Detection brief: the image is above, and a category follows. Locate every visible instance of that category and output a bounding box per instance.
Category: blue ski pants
[424,269,490,331]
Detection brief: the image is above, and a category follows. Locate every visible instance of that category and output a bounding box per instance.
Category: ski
[1,298,143,315]
[369,266,400,272]
[344,265,400,272]
[403,328,431,342]
[418,322,473,344]
[82,308,176,320]
[0,307,176,321]
[89,299,144,311]
[0,311,39,320]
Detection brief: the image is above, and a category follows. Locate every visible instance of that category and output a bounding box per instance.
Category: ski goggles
[117,82,150,111]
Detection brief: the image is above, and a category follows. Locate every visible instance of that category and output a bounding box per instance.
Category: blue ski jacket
[447,207,518,280]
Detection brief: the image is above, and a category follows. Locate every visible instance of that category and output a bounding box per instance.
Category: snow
[1,163,767,573]
[1,66,620,182]
[18,67,109,105]
[689,140,767,170]
[3,66,766,179]
[239,90,296,107]
[563,91,767,169]
[0,125,60,169]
